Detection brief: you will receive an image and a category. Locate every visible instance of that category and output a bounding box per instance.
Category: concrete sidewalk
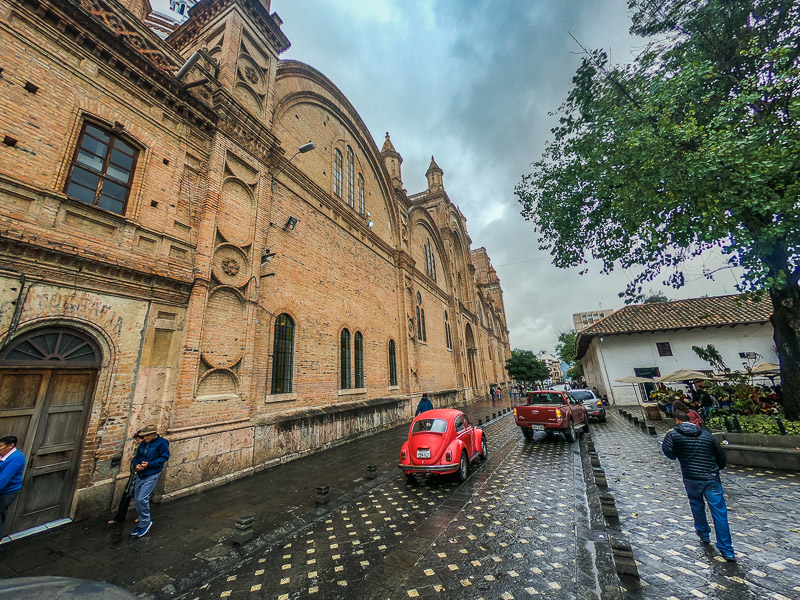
[0,397,515,598]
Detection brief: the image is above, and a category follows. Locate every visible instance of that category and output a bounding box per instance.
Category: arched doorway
[464,324,478,390]
[0,327,101,535]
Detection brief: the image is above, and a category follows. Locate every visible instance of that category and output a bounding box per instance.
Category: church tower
[381,132,404,190]
[426,156,444,192]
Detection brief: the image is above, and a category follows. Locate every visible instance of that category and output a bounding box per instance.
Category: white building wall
[584,323,776,405]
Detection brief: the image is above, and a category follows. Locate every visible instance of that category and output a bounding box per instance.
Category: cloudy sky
[235,1,739,353]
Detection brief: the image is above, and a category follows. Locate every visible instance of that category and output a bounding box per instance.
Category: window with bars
[354,331,364,388]
[270,314,295,394]
[357,174,365,214]
[333,149,343,198]
[64,122,139,215]
[388,339,397,386]
[346,146,355,208]
[340,329,351,389]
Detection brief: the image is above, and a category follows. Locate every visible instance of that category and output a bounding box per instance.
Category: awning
[614,376,655,384]
[751,362,780,375]
[655,369,713,383]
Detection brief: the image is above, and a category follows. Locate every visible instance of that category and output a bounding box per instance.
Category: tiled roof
[575,294,772,359]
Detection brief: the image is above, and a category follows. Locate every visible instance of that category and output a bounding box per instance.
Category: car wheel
[564,421,576,443]
[405,472,416,482]
[522,427,534,441]
[600,416,607,423]
[456,451,469,482]
[582,419,590,434]
[480,436,488,460]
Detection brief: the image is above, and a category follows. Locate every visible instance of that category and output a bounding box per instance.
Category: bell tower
[381,132,404,190]
[426,156,444,192]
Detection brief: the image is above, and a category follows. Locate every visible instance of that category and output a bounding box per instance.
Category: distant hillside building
[537,351,563,382]
[575,295,775,404]
[0,0,510,537]
[573,309,616,332]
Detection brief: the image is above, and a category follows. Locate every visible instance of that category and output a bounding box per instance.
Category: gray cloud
[275,0,739,353]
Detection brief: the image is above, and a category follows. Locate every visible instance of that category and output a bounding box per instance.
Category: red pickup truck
[513,390,589,442]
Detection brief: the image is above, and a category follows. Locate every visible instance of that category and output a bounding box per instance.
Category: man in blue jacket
[662,411,735,561]
[0,435,26,538]
[130,425,170,538]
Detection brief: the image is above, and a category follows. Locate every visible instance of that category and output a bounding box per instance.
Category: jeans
[683,478,734,556]
[0,491,20,538]
[133,472,161,529]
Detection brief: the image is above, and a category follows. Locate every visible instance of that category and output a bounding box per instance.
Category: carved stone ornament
[222,257,240,276]
[245,66,259,84]
[212,244,250,287]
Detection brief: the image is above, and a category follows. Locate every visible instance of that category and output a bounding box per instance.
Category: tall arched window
[388,339,397,386]
[346,146,355,208]
[333,149,343,198]
[420,309,427,342]
[424,240,436,281]
[357,174,365,214]
[340,328,351,389]
[444,311,452,349]
[271,314,295,394]
[354,331,364,388]
[416,292,426,341]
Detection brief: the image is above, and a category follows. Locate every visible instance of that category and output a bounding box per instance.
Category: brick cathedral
[0,0,511,536]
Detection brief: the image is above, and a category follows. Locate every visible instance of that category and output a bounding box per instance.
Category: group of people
[0,425,169,541]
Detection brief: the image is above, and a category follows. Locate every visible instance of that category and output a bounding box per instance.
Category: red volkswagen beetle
[399,409,488,482]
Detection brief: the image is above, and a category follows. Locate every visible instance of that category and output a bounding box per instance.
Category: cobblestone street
[184,412,604,600]
[592,409,800,600]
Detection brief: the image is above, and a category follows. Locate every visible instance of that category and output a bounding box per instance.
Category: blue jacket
[0,449,26,495]
[662,422,726,481]
[415,397,434,416]
[132,436,170,479]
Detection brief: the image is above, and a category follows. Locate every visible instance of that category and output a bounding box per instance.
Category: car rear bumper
[399,462,459,473]
[515,420,566,431]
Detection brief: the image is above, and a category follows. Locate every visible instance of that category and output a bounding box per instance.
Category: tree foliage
[642,292,670,304]
[505,349,550,385]
[555,330,583,378]
[516,0,800,419]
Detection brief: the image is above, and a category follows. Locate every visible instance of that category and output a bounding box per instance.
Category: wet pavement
[592,408,800,600]
[187,409,609,599]
[3,401,799,600]
[0,398,516,598]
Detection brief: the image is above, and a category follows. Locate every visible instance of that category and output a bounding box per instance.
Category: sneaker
[721,553,736,562]
[130,527,142,536]
[137,521,153,538]
[699,538,711,545]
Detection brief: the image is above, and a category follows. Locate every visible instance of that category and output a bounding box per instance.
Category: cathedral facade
[0,0,510,536]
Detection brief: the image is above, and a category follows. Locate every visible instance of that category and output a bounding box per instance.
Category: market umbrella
[751,362,780,375]
[614,376,655,383]
[655,369,713,383]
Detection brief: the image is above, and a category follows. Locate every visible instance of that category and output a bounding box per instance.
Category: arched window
[357,174,365,215]
[424,240,436,281]
[0,327,101,366]
[420,309,427,342]
[444,311,452,350]
[340,329,351,389]
[346,146,355,208]
[354,331,364,388]
[415,292,426,341]
[388,339,397,386]
[271,314,295,394]
[416,306,421,339]
[333,149,343,198]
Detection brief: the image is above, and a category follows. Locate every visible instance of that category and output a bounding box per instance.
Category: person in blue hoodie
[415,393,434,416]
[0,435,26,538]
[130,425,170,538]
[662,410,735,561]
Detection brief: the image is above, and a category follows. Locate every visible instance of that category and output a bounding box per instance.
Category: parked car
[399,409,487,482]
[569,389,607,423]
[513,390,589,442]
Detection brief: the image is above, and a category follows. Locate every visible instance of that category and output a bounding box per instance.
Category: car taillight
[555,409,562,418]
[445,450,452,462]
[513,408,517,417]
[401,449,406,460]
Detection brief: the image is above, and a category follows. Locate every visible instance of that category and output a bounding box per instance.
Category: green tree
[555,330,583,378]
[642,292,670,304]
[515,0,800,419]
[505,349,550,386]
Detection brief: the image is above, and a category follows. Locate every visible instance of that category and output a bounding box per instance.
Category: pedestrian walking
[0,435,26,539]
[489,385,496,404]
[108,432,143,525]
[661,411,735,561]
[496,386,503,403]
[415,393,433,416]
[130,424,170,538]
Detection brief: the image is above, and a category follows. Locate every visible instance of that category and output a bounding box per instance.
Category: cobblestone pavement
[591,408,800,600]
[182,415,615,600]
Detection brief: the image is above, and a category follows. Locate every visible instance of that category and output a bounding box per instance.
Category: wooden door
[0,328,100,536]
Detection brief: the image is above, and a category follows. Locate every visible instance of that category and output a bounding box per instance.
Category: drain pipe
[0,267,27,353]
[175,51,202,81]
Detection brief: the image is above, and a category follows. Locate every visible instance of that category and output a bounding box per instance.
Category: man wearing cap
[130,425,169,538]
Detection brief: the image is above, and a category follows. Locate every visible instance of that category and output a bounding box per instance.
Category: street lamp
[272,141,315,185]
